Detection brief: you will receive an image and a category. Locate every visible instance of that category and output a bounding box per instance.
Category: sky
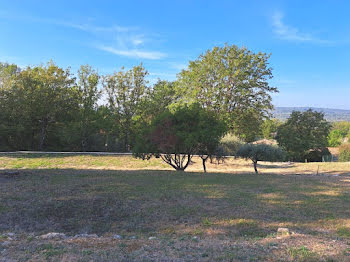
[1,0,350,109]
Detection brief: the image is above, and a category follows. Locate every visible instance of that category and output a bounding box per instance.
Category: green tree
[327,121,350,147]
[0,62,78,151]
[176,44,277,142]
[261,119,281,139]
[328,129,344,147]
[76,65,101,151]
[133,104,227,172]
[276,109,331,161]
[141,80,178,123]
[0,62,21,150]
[236,144,286,174]
[103,64,149,151]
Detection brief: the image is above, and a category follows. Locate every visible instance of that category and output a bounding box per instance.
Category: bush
[339,144,350,162]
[220,133,244,156]
[328,130,344,147]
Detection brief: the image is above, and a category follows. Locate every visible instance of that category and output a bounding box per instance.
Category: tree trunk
[200,155,209,173]
[253,160,258,174]
[124,124,129,152]
[202,158,207,173]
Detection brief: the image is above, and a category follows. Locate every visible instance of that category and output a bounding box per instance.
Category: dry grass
[1,154,350,261]
[1,153,350,175]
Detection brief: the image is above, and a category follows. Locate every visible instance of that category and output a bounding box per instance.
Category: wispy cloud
[59,22,134,33]
[0,11,166,60]
[272,11,329,44]
[97,46,166,60]
[65,22,165,60]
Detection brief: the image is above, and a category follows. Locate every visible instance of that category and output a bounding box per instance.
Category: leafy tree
[327,121,350,147]
[261,119,281,139]
[0,62,78,150]
[0,62,21,150]
[276,109,331,161]
[332,121,350,135]
[236,144,286,173]
[176,44,277,142]
[76,65,101,151]
[133,104,227,172]
[328,129,344,147]
[141,80,178,122]
[103,64,149,151]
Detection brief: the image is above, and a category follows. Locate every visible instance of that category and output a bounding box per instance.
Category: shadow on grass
[257,163,295,169]
[1,168,350,239]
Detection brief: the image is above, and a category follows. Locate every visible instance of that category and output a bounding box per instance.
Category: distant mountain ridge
[273,107,350,122]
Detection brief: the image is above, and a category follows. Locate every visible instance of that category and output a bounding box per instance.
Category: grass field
[1,154,350,261]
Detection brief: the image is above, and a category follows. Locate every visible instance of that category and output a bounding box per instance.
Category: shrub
[328,130,344,147]
[339,144,350,162]
[220,133,244,156]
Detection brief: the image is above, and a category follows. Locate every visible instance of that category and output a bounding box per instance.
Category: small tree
[261,119,281,139]
[133,104,226,172]
[236,144,285,174]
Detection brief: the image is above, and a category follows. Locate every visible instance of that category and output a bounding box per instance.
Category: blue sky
[1,0,349,109]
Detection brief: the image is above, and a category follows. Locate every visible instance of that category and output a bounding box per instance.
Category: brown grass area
[1,153,350,175]
[1,154,350,261]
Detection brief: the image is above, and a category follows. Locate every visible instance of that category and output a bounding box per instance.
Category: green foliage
[76,65,101,151]
[141,80,178,122]
[327,121,350,147]
[276,109,331,162]
[0,61,78,150]
[328,129,344,147]
[332,121,350,135]
[220,133,244,156]
[175,44,277,142]
[103,64,149,152]
[339,144,350,162]
[236,143,286,173]
[261,119,281,139]
[0,62,114,152]
[133,103,227,171]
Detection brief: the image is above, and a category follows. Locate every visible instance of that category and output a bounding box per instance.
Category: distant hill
[273,107,350,122]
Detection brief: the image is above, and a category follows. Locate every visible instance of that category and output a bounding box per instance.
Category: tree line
[1,44,339,172]
[0,44,276,153]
